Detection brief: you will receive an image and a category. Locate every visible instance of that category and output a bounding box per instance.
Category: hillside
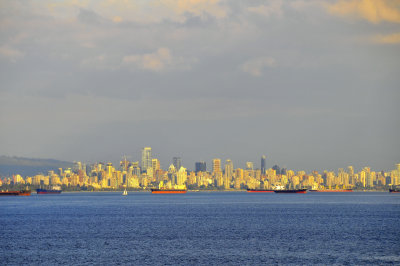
[0,155,73,177]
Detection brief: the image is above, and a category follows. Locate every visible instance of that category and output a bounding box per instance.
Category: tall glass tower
[195,161,206,173]
[173,157,182,171]
[141,147,152,172]
[261,155,266,174]
[225,159,233,178]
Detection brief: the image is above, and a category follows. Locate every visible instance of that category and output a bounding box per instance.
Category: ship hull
[0,191,20,196]
[0,190,31,196]
[36,189,62,194]
[313,189,353,192]
[151,189,187,194]
[18,190,31,196]
[247,189,274,193]
[274,189,307,194]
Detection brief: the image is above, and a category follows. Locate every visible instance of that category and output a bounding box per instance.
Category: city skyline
[3,150,399,191]
[1,149,398,176]
[0,1,399,172]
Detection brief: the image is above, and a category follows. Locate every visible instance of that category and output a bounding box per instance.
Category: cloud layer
[327,0,400,23]
[0,0,399,171]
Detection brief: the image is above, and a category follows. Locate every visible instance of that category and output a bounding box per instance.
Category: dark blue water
[1,192,399,265]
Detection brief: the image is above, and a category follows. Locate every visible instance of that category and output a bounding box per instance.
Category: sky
[0,0,399,172]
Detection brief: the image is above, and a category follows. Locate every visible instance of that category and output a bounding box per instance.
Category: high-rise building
[261,155,266,174]
[106,162,113,178]
[152,158,160,173]
[246,162,253,171]
[225,159,233,179]
[347,166,354,176]
[281,168,287,176]
[272,165,280,175]
[173,157,182,171]
[212,158,221,174]
[176,167,187,185]
[195,161,206,173]
[141,147,152,172]
[168,164,177,185]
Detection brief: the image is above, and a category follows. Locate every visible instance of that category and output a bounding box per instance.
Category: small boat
[247,189,274,193]
[122,189,128,196]
[389,189,400,193]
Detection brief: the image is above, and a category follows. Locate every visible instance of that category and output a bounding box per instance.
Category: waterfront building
[168,164,177,185]
[176,167,187,185]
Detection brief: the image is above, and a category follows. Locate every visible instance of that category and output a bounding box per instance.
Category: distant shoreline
[57,190,391,193]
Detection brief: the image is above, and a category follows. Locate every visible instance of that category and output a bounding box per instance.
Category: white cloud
[122,48,194,72]
[241,57,275,77]
[0,46,24,62]
[247,1,283,17]
[159,0,229,21]
[80,54,118,70]
[372,32,400,44]
[327,0,400,24]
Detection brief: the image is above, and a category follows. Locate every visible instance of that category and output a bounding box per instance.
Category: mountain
[0,156,73,177]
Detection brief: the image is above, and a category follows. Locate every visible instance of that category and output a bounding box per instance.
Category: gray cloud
[0,0,399,172]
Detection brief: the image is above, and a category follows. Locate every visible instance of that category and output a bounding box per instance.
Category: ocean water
[1,192,399,265]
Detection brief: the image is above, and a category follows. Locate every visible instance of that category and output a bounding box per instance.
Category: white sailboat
[122,188,128,196]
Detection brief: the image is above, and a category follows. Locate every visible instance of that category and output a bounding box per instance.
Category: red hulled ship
[150,188,187,194]
[0,189,31,196]
[247,189,274,193]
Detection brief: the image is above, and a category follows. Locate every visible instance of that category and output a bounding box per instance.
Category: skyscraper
[212,158,221,174]
[195,161,206,173]
[261,155,266,174]
[173,157,182,171]
[141,147,152,172]
[152,158,160,173]
[347,166,354,176]
[245,162,254,170]
[225,159,233,179]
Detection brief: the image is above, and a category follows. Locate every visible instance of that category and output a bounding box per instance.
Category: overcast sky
[0,0,399,172]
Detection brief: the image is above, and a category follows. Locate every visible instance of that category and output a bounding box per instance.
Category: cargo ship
[247,189,274,193]
[37,185,62,194]
[19,189,32,196]
[0,189,31,196]
[312,189,353,192]
[274,189,307,194]
[151,188,187,194]
[151,181,187,194]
